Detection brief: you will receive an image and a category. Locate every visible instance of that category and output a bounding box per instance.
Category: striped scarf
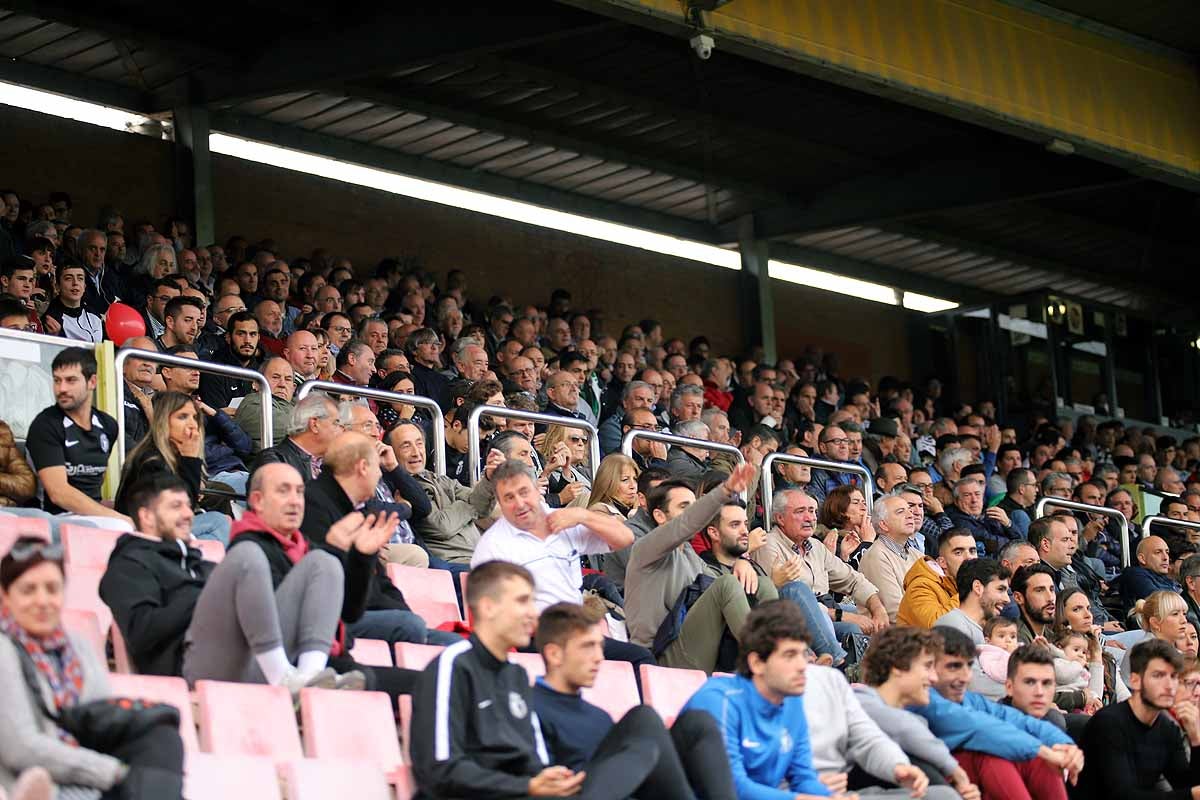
[0,604,84,743]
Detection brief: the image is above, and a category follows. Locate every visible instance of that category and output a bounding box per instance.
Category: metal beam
[738,215,776,362]
[178,2,614,112]
[0,59,152,112]
[340,80,777,208]
[719,150,1138,242]
[767,241,994,306]
[208,110,721,244]
[174,103,214,247]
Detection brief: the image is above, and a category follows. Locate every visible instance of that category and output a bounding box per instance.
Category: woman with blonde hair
[1121,590,1190,682]
[587,454,639,518]
[539,425,592,506]
[113,391,231,545]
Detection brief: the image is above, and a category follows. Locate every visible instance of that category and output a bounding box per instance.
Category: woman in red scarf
[0,537,183,799]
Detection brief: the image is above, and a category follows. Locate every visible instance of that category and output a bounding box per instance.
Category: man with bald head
[255,299,286,355]
[284,329,319,390]
[235,356,296,451]
[1120,535,1181,613]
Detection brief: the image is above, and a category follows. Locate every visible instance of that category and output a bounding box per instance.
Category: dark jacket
[114,448,203,515]
[253,437,316,479]
[203,409,252,475]
[81,263,124,316]
[299,468,411,613]
[666,447,707,480]
[945,505,1017,555]
[530,679,613,772]
[197,347,261,411]
[410,362,450,410]
[411,636,546,799]
[1118,567,1181,615]
[99,533,214,676]
[121,386,151,455]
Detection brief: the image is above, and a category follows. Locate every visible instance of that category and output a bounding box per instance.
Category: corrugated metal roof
[789,226,1146,310]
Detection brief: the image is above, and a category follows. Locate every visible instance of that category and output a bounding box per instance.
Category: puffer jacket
[0,420,35,506]
[896,556,959,628]
[410,470,496,563]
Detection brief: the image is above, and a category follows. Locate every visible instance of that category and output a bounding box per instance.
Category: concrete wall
[0,107,915,381]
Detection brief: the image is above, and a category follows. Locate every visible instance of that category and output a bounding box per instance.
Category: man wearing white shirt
[472,459,655,673]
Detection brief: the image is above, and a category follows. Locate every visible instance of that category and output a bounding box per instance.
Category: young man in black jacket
[299,431,460,649]
[412,561,578,799]
[181,461,398,697]
[100,475,215,676]
[531,602,735,800]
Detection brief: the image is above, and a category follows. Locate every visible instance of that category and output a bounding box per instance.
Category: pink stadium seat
[582,660,639,720]
[108,673,200,752]
[61,523,123,569]
[0,515,52,556]
[281,759,392,800]
[195,539,225,563]
[300,689,402,777]
[62,608,105,663]
[195,680,302,760]
[508,651,545,682]
[387,564,461,629]
[398,695,413,764]
[639,664,706,727]
[350,638,393,666]
[184,753,281,800]
[64,565,112,634]
[394,642,444,670]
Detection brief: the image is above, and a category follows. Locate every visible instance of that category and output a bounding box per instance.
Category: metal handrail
[297,380,446,477]
[0,327,99,349]
[1034,497,1132,568]
[1143,515,1200,539]
[468,405,599,485]
[621,429,747,498]
[761,453,875,528]
[115,348,273,466]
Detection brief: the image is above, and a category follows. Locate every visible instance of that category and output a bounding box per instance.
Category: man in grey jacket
[388,421,497,564]
[623,463,767,672]
[600,466,669,591]
[855,627,981,799]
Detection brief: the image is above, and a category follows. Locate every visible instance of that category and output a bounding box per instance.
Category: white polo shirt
[471,505,612,611]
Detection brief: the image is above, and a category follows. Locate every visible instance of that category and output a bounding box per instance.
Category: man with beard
[25,347,130,528]
[935,558,1013,699]
[1078,639,1200,797]
[198,311,263,414]
[1012,564,1057,645]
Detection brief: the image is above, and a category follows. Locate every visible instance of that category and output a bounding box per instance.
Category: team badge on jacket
[508,691,528,719]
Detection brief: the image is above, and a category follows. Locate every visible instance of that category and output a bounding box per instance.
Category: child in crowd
[977,616,1019,682]
[1054,630,1102,713]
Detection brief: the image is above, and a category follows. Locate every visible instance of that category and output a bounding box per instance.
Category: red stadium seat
[639,664,706,727]
[61,523,123,569]
[62,608,105,663]
[350,638,393,667]
[386,565,461,629]
[184,753,281,800]
[398,695,413,766]
[0,515,52,556]
[195,680,302,760]
[394,642,444,670]
[195,539,225,563]
[299,689,402,777]
[280,759,392,800]
[582,660,639,720]
[64,565,111,634]
[507,651,545,683]
[107,673,200,752]
[110,623,133,674]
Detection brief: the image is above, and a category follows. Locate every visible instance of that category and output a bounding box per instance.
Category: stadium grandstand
[2,1,1200,798]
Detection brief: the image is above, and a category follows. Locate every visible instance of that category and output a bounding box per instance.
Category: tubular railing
[115,348,272,466]
[761,453,874,528]
[1034,497,1132,568]
[468,405,598,485]
[297,380,446,477]
[1143,515,1200,542]
[621,429,746,498]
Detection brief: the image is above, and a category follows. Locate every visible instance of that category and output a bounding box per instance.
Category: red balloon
[105,302,146,346]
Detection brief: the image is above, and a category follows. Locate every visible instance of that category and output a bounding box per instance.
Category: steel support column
[737,215,776,363]
[1102,310,1120,417]
[173,104,214,247]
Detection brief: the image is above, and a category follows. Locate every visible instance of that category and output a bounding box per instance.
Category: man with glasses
[599,380,656,455]
[807,425,857,508]
[142,276,180,340]
[1040,472,1072,501]
[320,310,354,356]
[541,371,585,429]
[197,294,246,357]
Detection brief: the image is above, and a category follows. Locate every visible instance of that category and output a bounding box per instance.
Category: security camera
[690,33,714,60]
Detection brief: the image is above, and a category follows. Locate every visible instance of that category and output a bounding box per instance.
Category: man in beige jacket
[858,494,922,622]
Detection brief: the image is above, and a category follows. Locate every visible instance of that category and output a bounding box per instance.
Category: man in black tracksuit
[100,475,215,676]
[412,561,576,800]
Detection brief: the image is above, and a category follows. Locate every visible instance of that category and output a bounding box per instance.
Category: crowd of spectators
[1,191,1200,798]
